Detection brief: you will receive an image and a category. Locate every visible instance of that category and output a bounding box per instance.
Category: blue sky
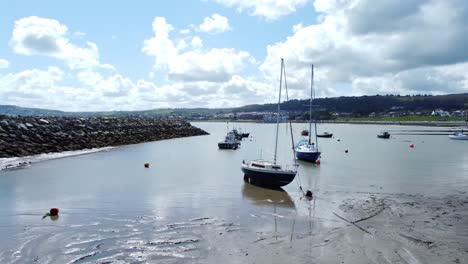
[0,0,467,111]
[1,0,317,79]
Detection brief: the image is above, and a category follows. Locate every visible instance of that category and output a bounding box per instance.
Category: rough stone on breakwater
[0,116,209,158]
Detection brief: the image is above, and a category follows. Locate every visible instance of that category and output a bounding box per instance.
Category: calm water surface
[0,122,466,263]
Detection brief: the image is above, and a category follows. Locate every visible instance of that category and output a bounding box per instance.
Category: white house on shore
[431,109,451,117]
[451,110,466,117]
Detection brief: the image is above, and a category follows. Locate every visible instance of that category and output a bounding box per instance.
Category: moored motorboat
[218,132,240,149]
[377,131,391,139]
[449,132,468,140]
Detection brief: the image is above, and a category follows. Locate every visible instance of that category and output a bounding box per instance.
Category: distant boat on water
[241,59,297,188]
[218,130,240,149]
[377,131,391,139]
[301,129,309,136]
[295,64,321,163]
[449,131,468,140]
[317,132,333,138]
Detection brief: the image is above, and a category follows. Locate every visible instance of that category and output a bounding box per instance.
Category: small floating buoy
[337,139,341,142]
[144,162,150,168]
[42,207,59,219]
[345,150,348,153]
[315,160,321,165]
[305,190,313,199]
[50,208,59,216]
[409,144,414,148]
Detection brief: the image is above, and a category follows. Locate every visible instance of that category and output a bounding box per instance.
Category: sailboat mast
[313,65,319,148]
[274,58,284,164]
[308,64,313,145]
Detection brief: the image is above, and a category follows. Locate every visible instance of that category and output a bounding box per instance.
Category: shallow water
[0,122,467,263]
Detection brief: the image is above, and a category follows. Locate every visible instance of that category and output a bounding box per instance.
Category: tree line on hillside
[1,93,467,118]
[234,94,468,117]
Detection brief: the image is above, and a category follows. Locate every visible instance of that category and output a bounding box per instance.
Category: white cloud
[190,36,203,49]
[9,16,100,70]
[210,0,309,20]
[1,16,266,111]
[168,48,251,82]
[179,28,191,34]
[0,59,10,69]
[141,17,178,69]
[199,13,232,34]
[260,0,468,97]
[142,17,254,83]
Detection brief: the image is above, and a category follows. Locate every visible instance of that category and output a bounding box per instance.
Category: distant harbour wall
[0,116,209,158]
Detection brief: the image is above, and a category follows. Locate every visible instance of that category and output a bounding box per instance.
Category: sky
[0,0,467,111]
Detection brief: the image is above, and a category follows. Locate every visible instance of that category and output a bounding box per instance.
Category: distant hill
[1,93,467,118]
[235,93,468,114]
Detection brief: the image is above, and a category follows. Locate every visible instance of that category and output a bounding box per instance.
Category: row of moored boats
[220,59,468,189]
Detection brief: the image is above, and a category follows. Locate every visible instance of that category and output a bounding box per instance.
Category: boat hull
[218,142,238,149]
[295,150,321,162]
[449,135,468,140]
[241,166,296,187]
[317,134,332,138]
[377,134,390,139]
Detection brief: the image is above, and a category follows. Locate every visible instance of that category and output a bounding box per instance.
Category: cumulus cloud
[142,17,254,83]
[190,36,203,49]
[9,16,100,70]
[0,59,10,69]
[210,0,309,20]
[0,15,267,111]
[260,0,468,97]
[199,13,232,34]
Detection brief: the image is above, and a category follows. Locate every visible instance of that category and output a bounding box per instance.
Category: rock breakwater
[0,116,208,158]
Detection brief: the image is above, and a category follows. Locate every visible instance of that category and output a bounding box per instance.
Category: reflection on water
[242,184,295,209]
[49,215,59,222]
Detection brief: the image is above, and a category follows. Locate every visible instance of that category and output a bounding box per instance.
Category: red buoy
[315,160,321,165]
[410,143,414,148]
[50,208,59,216]
[43,207,60,219]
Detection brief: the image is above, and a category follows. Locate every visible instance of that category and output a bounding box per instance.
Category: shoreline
[190,119,468,127]
[0,147,114,171]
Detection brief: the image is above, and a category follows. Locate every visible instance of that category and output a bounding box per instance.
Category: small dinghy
[377,131,391,139]
[317,132,333,138]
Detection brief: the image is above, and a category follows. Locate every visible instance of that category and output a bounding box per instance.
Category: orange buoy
[315,159,321,165]
[410,143,414,148]
[144,162,150,168]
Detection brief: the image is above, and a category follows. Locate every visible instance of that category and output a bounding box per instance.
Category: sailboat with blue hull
[295,64,321,163]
